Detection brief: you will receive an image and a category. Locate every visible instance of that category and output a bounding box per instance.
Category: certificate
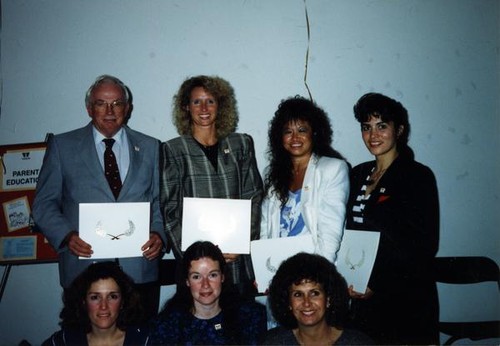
[251,235,315,293]
[79,202,150,259]
[181,197,251,254]
[336,229,380,293]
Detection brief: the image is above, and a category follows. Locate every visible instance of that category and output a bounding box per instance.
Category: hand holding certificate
[251,235,315,293]
[78,202,150,259]
[336,229,380,293]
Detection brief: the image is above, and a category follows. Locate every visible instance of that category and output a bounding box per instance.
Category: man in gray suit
[33,75,165,320]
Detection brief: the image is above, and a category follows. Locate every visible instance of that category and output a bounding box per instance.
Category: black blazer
[346,155,439,292]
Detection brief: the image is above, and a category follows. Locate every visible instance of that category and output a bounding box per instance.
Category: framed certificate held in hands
[181,197,251,254]
[251,235,315,293]
[79,202,150,259]
[336,229,380,293]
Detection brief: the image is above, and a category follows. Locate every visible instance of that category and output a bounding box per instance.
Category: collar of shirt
[93,126,124,146]
[93,126,130,180]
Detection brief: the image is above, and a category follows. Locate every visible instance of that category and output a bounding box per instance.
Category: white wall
[0,0,498,344]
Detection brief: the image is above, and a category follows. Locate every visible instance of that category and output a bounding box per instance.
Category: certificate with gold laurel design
[79,202,150,259]
[251,235,314,293]
[336,229,380,293]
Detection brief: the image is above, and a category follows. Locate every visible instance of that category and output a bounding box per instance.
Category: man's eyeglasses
[93,100,126,110]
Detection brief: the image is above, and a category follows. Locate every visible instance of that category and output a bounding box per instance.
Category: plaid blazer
[160,133,263,284]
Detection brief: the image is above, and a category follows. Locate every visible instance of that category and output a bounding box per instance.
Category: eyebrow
[189,269,221,275]
[87,290,121,295]
[363,119,386,124]
[191,96,215,100]
[284,122,309,128]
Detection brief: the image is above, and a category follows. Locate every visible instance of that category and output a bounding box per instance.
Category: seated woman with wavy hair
[42,261,148,346]
[265,253,372,345]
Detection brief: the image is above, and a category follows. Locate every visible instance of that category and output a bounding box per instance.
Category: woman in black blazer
[346,93,439,345]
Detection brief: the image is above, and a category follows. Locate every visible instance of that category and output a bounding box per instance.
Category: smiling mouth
[300,310,316,317]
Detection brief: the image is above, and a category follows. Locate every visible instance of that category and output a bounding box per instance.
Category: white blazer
[260,154,349,263]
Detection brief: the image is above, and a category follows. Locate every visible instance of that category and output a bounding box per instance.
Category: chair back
[434,256,500,289]
[434,256,500,345]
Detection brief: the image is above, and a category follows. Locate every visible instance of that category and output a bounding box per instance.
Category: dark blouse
[41,325,149,346]
[149,301,267,345]
[264,326,374,345]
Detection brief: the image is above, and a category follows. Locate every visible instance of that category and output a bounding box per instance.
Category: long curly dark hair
[353,92,414,160]
[268,252,349,330]
[172,75,238,139]
[160,241,242,342]
[265,96,345,206]
[59,261,144,332]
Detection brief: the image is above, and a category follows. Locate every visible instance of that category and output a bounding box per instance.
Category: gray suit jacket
[33,123,165,287]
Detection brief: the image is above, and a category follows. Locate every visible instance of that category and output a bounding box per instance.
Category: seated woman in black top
[149,241,267,345]
[43,261,148,346]
[265,252,372,345]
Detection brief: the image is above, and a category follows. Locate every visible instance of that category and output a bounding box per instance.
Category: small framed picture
[3,196,31,232]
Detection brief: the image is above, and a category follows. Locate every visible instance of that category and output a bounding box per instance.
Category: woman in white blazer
[260,96,349,263]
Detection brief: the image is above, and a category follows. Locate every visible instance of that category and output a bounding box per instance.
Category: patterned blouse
[349,167,374,225]
[279,189,307,237]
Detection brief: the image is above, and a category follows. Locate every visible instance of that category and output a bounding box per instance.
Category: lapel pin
[134,146,140,152]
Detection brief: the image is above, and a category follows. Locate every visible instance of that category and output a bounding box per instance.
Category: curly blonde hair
[172,75,239,138]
